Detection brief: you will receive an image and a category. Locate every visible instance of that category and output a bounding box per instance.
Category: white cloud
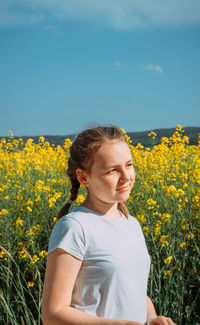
[0,0,200,29]
[114,61,127,69]
[142,63,163,74]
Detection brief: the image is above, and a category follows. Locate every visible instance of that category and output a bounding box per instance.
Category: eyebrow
[103,160,133,170]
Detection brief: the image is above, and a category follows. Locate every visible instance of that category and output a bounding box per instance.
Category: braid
[69,178,80,201]
[57,178,80,220]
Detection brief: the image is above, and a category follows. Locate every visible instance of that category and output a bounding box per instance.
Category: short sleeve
[47,216,86,260]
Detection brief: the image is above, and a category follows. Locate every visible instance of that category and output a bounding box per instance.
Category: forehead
[92,140,132,168]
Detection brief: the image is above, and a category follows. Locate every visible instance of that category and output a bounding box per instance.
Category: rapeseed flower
[14,217,23,227]
[143,226,150,236]
[39,250,47,258]
[160,235,169,247]
[163,270,172,279]
[0,209,8,216]
[164,256,172,264]
[180,242,187,248]
[76,194,85,203]
[27,282,35,287]
[162,213,171,222]
[30,255,40,265]
[148,131,157,140]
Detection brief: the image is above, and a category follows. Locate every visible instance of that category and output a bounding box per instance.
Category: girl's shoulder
[127,214,144,232]
[55,206,99,232]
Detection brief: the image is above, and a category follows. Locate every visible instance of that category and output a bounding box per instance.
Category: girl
[42,126,176,325]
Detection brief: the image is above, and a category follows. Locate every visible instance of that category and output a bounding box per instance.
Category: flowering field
[0,125,199,325]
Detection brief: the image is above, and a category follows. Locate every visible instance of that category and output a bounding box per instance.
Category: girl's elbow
[41,305,55,325]
[41,304,70,325]
[41,308,50,325]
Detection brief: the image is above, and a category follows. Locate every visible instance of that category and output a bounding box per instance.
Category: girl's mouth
[116,184,130,191]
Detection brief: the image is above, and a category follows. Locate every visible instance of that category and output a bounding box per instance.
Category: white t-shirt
[48,206,151,323]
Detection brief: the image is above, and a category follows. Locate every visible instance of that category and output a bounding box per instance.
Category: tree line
[1,127,200,148]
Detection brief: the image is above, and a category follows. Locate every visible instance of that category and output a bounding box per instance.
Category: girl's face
[78,140,135,205]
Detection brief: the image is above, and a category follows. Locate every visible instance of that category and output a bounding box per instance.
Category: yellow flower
[163,270,172,279]
[176,124,183,132]
[181,223,189,231]
[30,255,40,265]
[48,192,62,208]
[180,242,187,248]
[143,226,149,236]
[27,281,35,287]
[63,138,72,150]
[27,206,32,212]
[192,196,199,204]
[148,131,157,138]
[120,128,126,134]
[0,249,6,258]
[26,200,34,206]
[7,130,14,137]
[0,209,8,216]
[35,180,45,193]
[76,194,85,203]
[166,185,176,194]
[146,198,156,205]
[146,198,157,209]
[177,189,185,197]
[137,214,146,224]
[152,187,156,194]
[160,235,169,247]
[35,195,41,203]
[161,137,169,144]
[154,226,161,236]
[136,143,144,149]
[179,174,188,182]
[162,213,171,222]
[25,224,42,237]
[164,256,172,264]
[48,197,56,208]
[14,217,23,227]
[38,136,45,143]
[39,250,47,258]
[18,250,29,259]
[153,212,159,216]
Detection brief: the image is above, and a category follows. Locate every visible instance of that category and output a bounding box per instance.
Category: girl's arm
[146,296,157,322]
[42,248,142,325]
[146,296,177,325]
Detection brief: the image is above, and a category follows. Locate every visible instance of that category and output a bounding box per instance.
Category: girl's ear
[76,168,89,187]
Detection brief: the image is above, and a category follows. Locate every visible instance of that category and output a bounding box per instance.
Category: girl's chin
[116,191,130,200]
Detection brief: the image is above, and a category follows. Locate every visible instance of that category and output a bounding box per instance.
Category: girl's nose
[120,168,129,181]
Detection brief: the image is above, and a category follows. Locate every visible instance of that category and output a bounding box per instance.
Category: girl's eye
[107,169,116,174]
[127,163,133,168]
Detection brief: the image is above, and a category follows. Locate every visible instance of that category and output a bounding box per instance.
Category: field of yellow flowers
[0,125,199,325]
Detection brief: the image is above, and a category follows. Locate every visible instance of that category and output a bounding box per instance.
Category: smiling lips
[116,184,130,191]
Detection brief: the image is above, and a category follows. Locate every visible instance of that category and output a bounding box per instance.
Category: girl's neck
[80,196,121,219]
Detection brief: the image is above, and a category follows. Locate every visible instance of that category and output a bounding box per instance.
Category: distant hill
[1,127,200,147]
[128,126,200,147]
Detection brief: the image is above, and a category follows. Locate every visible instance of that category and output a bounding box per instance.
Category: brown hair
[57,126,130,220]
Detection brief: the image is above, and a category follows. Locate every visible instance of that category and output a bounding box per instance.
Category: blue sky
[0,1,200,136]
